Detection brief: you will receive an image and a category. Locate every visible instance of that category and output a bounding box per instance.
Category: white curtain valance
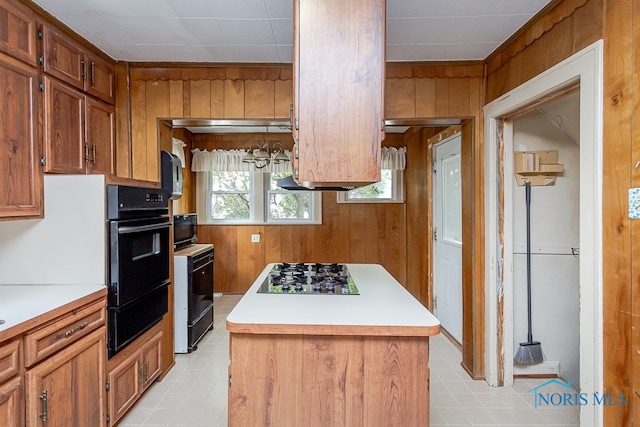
[191,148,293,174]
[172,138,187,168]
[382,146,406,170]
[191,146,405,173]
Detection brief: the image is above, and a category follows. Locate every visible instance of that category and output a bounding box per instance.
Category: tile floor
[119,294,579,427]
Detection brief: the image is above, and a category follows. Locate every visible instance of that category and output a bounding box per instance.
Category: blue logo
[529,379,627,408]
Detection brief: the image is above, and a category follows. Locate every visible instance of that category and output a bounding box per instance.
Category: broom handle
[526,183,533,343]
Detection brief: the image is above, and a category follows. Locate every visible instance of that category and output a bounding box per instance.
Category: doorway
[484,41,603,426]
[433,133,463,344]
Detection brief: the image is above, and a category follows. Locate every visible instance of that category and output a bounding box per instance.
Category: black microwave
[174,214,197,249]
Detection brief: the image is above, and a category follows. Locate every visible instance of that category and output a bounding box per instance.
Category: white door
[434,135,463,343]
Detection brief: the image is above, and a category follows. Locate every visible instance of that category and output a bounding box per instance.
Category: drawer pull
[138,367,144,387]
[144,360,150,382]
[64,321,90,337]
[39,390,48,421]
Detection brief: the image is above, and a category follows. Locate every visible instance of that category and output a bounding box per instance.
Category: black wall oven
[107,185,170,358]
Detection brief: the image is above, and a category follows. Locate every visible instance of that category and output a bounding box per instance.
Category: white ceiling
[31,0,553,63]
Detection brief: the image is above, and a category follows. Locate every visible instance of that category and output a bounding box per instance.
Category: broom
[514,183,544,365]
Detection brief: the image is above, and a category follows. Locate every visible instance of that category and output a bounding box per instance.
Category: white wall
[0,175,107,285]
[512,105,581,387]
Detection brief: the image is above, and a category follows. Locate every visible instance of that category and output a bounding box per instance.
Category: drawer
[0,339,20,384]
[24,300,106,367]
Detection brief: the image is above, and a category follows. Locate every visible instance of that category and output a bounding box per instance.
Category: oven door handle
[117,222,171,234]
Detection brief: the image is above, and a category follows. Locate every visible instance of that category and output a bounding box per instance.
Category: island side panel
[363,336,430,426]
[229,333,304,426]
[228,333,431,427]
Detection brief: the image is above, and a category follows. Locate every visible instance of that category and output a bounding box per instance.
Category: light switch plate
[251,233,261,243]
[629,188,640,219]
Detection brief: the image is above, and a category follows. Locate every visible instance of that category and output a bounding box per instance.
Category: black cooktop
[257,263,360,295]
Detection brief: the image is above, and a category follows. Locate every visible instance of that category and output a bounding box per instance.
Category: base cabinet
[107,331,162,425]
[25,327,106,427]
[0,376,22,427]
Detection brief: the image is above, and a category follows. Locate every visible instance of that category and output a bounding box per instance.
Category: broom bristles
[514,341,544,365]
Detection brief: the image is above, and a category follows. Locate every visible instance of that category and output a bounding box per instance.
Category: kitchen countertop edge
[0,285,107,342]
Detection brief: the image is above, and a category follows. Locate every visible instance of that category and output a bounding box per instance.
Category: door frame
[484,40,603,425]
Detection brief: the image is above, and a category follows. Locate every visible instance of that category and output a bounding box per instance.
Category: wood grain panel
[143,79,169,181]
[415,78,436,118]
[169,80,183,117]
[602,0,633,424]
[189,80,211,118]
[274,79,292,118]
[245,79,275,118]
[632,3,640,421]
[115,63,131,178]
[384,78,415,118]
[130,80,147,181]
[224,79,245,118]
[434,78,451,117]
[210,79,224,119]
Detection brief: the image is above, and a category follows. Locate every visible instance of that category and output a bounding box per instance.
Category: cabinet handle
[144,360,150,382]
[64,321,89,337]
[81,60,86,80]
[90,63,95,84]
[91,145,96,164]
[39,390,48,421]
[78,321,89,330]
[138,367,144,386]
[84,142,90,162]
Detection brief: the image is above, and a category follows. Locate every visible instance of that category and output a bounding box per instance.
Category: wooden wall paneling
[448,78,471,118]
[114,63,131,178]
[632,3,640,421]
[189,80,211,118]
[130,80,147,181]
[169,80,183,117]
[348,205,367,261]
[274,79,292,118]
[434,78,451,117]
[573,0,604,52]
[245,80,275,118]
[542,15,574,72]
[236,226,266,292]
[224,80,245,118]
[262,226,281,263]
[143,80,169,182]
[602,0,633,424]
[210,80,224,119]
[384,78,415,118]
[415,78,436,118]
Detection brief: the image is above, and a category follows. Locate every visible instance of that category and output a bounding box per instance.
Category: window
[336,170,405,203]
[199,172,321,224]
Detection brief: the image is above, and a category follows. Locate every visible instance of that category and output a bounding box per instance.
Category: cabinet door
[0,52,43,219]
[84,53,114,104]
[42,24,85,91]
[107,351,141,424]
[85,97,114,175]
[0,377,22,427]
[43,77,85,174]
[25,328,106,427]
[0,0,37,66]
[141,331,162,389]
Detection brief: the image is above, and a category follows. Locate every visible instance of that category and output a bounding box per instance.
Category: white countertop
[0,284,106,336]
[227,264,440,336]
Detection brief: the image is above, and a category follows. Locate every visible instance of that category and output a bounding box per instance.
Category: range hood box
[276,175,357,192]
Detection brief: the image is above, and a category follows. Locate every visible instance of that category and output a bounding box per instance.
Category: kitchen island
[226,263,440,427]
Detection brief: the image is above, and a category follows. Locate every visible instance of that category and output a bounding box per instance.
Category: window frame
[336,169,405,204]
[197,172,322,225]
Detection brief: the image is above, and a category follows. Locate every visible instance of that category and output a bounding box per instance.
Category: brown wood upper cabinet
[293,0,385,188]
[0,0,38,66]
[43,76,115,175]
[41,23,115,104]
[0,52,43,220]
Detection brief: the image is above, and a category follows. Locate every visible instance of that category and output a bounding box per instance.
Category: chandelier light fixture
[242,128,289,169]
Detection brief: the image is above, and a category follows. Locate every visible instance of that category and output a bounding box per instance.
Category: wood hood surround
[292,0,385,188]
